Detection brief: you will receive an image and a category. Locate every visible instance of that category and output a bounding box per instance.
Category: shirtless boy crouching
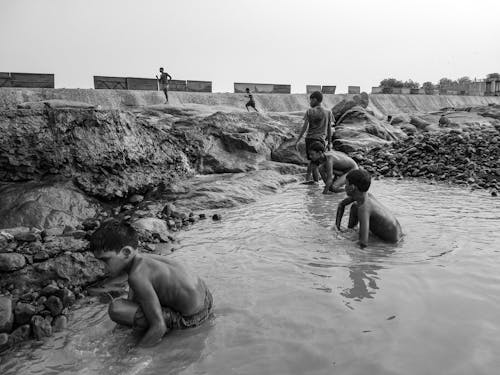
[89,220,213,347]
[308,142,358,194]
[336,169,403,248]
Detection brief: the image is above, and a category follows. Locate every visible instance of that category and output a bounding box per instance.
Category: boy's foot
[301,180,318,185]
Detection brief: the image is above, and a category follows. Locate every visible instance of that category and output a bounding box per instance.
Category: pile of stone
[353,128,500,192]
[0,281,79,352]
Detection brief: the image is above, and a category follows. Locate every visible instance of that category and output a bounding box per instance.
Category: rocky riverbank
[0,95,498,351]
[354,104,500,193]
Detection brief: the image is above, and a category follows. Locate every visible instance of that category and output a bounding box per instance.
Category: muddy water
[2,180,500,375]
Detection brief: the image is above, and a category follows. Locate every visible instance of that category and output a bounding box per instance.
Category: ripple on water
[2,179,500,375]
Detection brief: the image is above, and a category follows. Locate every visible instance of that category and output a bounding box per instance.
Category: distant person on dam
[294,91,334,183]
[245,87,258,112]
[308,141,358,194]
[156,67,172,103]
[90,220,213,347]
[335,169,403,248]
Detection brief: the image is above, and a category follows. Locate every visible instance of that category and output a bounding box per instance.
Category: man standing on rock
[294,91,334,183]
[156,67,172,103]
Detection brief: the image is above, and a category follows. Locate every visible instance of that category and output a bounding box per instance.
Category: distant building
[485,77,500,96]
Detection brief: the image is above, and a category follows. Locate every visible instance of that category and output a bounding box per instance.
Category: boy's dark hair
[346,169,371,192]
[246,87,250,91]
[310,141,325,153]
[310,91,323,103]
[159,67,164,70]
[89,219,138,253]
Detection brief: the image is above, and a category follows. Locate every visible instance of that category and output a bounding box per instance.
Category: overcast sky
[1,0,499,93]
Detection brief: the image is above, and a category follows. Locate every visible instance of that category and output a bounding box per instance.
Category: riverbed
[2,179,499,375]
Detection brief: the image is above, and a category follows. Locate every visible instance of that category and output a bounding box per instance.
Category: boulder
[31,315,52,340]
[333,106,406,153]
[0,181,100,229]
[8,324,31,344]
[14,302,37,325]
[0,332,9,351]
[45,296,63,316]
[0,296,13,333]
[0,253,26,272]
[131,218,170,242]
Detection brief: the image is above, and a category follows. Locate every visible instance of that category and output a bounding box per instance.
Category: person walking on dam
[294,91,334,183]
[245,87,258,112]
[156,67,172,103]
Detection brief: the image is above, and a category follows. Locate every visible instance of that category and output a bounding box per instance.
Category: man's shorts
[134,288,213,330]
[305,138,325,160]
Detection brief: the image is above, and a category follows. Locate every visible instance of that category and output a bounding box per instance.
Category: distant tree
[422,81,435,91]
[380,78,404,88]
[487,72,500,79]
[457,76,472,86]
[438,78,455,88]
[403,79,420,89]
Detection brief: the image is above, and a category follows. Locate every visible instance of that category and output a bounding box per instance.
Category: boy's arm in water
[336,197,355,229]
[357,204,370,248]
[322,157,335,194]
[128,272,167,347]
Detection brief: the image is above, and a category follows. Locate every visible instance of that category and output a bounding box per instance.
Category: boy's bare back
[358,193,402,243]
[129,255,207,316]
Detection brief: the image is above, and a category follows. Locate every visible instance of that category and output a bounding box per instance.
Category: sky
[0,0,499,93]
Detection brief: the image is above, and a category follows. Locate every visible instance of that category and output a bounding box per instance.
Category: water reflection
[303,185,399,303]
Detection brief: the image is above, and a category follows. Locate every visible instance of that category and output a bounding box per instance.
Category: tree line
[380,73,500,90]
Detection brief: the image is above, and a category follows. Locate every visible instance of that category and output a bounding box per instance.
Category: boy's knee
[108,298,138,326]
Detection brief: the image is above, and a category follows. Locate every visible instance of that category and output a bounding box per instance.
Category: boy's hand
[139,323,166,347]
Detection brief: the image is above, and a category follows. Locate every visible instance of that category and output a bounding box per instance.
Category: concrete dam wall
[1,88,500,115]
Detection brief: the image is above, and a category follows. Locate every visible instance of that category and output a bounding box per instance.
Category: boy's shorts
[160,83,169,91]
[305,137,325,160]
[246,100,256,108]
[134,288,213,330]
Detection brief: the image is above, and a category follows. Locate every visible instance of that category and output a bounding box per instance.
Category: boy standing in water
[336,169,403,248]
[294,91,333,183]
[245,87,258,112]
[156,67,172,103]
[90,220,213,347]
[308,142,358,193]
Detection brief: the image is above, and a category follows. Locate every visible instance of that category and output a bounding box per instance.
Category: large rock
[0,296,13,333]
[0,252,106,291]
[0,181,100,229]
[131,218,170,242]
[0,253,26,271]
[31,315,53,340]
[0,106,295,199]
[332,106,406,153]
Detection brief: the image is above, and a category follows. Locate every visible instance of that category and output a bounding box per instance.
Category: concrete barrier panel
[272,84,291,94]
[401,88,411,94]
[10,73,54,88]
[94,76,127,90]
[168,79,187,91]
[187,80,212,92]
[348,86,360,94]
[306,85,321,94]
[234,83,291,94]
[392,88,402,94]
[126,77,158,91]
[0,72,11,87]
[321,86,336,94]
[371,87,382,94]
